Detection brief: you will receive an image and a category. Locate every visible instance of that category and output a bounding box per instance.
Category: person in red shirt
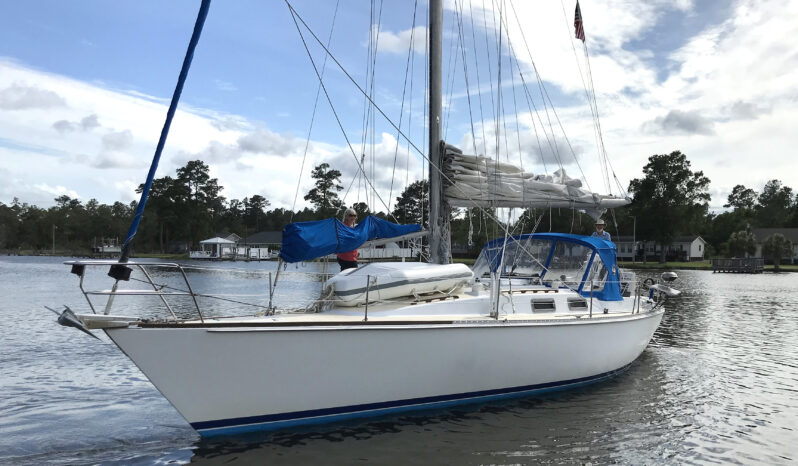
[337,208,359,271]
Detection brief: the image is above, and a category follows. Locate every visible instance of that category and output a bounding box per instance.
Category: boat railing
[64,260,284,323]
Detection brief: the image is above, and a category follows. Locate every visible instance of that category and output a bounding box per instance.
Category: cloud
[210,115,251,131]
[0,83,66,110]
[52,120,76,134]
[32,183,80,200]
[726,100,770,120]
[214,79,238,92]
[101,130,134,151]
[374,26,427,55]
[80,114,100,130]
[181,140,240,164]
[92,152,141,169]
[642,109,715,135]
[238,128,302,156]
[52,113,101,133]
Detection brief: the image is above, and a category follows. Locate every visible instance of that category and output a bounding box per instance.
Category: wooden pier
[712,258,764,273]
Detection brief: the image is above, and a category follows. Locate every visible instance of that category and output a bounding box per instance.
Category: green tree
[244,195,270,231]
[350,201,371,218]
[392,180,428,226]
[761,233,793,270]
[304,163,343,216]
[727,230,756,257]
[724,184,757,210]
[755,180,794,227]
[175,160,225,245]
[628,151,711,263]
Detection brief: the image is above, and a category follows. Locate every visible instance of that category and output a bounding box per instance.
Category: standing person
[337,208,359,271]
[592,218,611,241]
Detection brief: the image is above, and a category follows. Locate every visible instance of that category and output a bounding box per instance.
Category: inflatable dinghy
[325,262,473,306]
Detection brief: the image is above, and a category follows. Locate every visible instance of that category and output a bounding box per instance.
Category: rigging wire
[290,0,341,222]
[482,0,498,144]
[454,0,479,155]
[287,2,398,221]
[468,0,488,155]
[443,8,460,140]
[506,0,591,190]
[284,0,585,241]
[387,0,420,212]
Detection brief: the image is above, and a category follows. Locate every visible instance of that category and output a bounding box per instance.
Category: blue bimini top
[279,215,421,263]
[473,232,622,301]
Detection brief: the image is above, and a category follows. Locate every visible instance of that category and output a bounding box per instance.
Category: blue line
[193,364,631,436]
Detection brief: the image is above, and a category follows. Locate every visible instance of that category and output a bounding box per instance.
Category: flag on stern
[574,1,586,42]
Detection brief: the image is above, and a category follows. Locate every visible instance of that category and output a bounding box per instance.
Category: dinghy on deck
[325,262,473,306]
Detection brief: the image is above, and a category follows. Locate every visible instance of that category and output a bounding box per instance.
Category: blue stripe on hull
[193,364,632,436]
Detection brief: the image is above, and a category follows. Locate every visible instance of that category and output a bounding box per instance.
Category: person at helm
[592,218,611,241]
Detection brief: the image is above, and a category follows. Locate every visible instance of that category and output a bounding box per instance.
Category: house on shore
[615,235,707,262]
[241,231,283,260]
[751,228,798,264]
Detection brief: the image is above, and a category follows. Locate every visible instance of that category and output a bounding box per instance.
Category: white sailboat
[53,0,680,437]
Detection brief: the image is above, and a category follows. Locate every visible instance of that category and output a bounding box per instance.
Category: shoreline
[3,251,796,272]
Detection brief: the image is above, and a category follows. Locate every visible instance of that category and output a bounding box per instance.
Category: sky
[1,0,797,214]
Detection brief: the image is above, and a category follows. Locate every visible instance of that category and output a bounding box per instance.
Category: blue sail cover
[279,215,422,263]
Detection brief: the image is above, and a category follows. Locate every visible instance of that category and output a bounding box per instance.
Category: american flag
[574,1,585,42]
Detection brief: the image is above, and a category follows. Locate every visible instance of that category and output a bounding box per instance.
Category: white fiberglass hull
[105,308,664,436]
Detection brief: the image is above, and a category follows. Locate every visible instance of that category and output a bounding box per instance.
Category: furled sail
[279,215,422,263]
[442,146,629,219]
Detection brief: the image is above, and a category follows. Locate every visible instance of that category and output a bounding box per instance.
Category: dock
[712,258,764,273]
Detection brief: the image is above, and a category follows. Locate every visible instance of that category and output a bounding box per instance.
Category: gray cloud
[642,110,715,136]
[92,152,136,169]
[80,114,100,130]
[101,130,133,151]
[194,141,240,163]
[726,101,770,120]
[238,129,301,156]
[176,128,306,166]
[210,115,250,132]
[52,120,76,134]
[52,113,100,134]
[0,83,66,110]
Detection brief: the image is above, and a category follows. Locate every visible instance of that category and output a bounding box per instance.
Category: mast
[428,0,450,264]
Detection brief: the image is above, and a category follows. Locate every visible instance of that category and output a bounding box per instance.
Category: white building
[615,235,706,262]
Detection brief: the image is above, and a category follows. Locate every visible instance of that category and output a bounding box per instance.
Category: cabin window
[567,297,588,310]
[531,299,556,312]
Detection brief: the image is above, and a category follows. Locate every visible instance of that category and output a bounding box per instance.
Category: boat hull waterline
[105,309,664,436]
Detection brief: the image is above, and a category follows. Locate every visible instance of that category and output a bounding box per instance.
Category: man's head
[595,218,605,231]
[344,208,357,225]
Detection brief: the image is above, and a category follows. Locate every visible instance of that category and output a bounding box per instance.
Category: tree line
[1,152,796,261]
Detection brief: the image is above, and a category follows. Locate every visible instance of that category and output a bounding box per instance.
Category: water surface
[1,256,796,464]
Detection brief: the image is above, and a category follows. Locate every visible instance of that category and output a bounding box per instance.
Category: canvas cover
[279,215,422,263]
[473,232,623,301]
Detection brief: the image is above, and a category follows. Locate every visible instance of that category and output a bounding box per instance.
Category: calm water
[1,256,797,465]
